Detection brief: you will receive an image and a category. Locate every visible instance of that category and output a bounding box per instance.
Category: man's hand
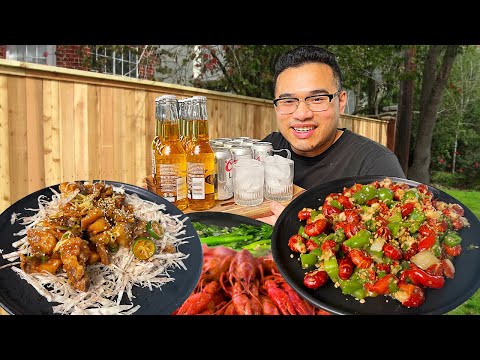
[256,201,286,226]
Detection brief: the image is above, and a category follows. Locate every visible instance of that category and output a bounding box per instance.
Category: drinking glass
[233,158,264,206]
[263,155,294,201]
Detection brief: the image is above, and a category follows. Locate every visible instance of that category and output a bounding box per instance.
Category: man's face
[274,62,347,157]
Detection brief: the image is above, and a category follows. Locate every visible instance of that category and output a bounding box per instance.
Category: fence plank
[8,77,27,205]
[88,85,101,181]
[26,77,45,193]
[100,87,114,181]
[134,90,147,187]
[0,75,10,212]
[59,82,75,182]
[112,87,126,182]
[73,83,89,181]
[43,80,61,186]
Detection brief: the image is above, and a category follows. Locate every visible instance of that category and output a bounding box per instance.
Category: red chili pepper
[426,262,444,277]
[337,195,353,209]
[288,234,306,253]
[344,222,364,239]
[347,183,363,195]
[417,184,431,195]
[418,224,434,237]
[305,239,319,252]
[401,202,415,218]
[443,243,462,257]
[321,239,339,256]
[402,268,445,289]
[383,243,403,260]
[451,219,464,231]
[375,263,391,273]
[338,257,354,280]
[450,203,465,217]
[304,223,320,237]
[297,209,312,221]
[417,233,436,252]
[426,218,448,233]
[365,274,395,295]
[376,226,392,240]
[322,203,341,218]
[344,209,360,224]
[402,242,418,261]
[397,283,426,307]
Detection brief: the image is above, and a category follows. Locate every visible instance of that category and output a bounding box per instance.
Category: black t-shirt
[262,128,406,190]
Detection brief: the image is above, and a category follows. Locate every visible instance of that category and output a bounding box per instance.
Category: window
[91,46,139,78]
[6,45,56,66]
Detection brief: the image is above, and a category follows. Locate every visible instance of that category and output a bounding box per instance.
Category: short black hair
[273,46,343,95]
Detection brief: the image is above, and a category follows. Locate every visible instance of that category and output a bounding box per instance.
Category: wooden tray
[145,175,305,219]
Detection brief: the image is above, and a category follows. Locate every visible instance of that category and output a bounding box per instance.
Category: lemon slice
[132,237,156,260]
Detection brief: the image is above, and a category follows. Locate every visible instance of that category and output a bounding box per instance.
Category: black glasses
[273,91,341,115]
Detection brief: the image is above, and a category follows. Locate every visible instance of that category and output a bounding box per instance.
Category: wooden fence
[0,59,395,213]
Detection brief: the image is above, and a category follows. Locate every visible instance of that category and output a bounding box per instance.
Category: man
[258,46,405,225]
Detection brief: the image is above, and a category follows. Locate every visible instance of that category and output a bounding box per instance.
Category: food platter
[186,211,266,229]
[0,181,203,315]
[271,175,480,315]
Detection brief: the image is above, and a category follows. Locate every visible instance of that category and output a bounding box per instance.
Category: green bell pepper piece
[443,230,462,247]
[343,229,371,249]
[402,189,419,202]
[330,199,343,210]
[387,222,401,238]
[298,225,309,239]
[408,207,426,223]
[300,253,318,269]
[324,256,339,282]
[377,187,394,204]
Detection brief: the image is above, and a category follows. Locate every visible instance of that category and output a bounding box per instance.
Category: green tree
[431,46,480,180]
[408,45,462,184]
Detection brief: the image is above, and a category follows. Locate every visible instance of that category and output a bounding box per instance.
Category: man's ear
[338,90,348,114]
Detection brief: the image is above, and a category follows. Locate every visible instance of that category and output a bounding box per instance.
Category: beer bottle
[153,95,188,211]
[186,96,216,210]
[152,96,165,185]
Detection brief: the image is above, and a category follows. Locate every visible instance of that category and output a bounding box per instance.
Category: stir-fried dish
[288,178,470,308]
[1,181,191,314]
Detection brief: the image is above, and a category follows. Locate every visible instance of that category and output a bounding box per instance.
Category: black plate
[0,181,203,315]
[271,175,480,315]
[186,211,266,230]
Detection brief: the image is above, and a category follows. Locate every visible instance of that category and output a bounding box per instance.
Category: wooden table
[0,183,305,315]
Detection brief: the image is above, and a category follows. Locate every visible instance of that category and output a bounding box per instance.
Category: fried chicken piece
[59,181,80,195]
[87,217,111,236]
[26,228,58,256]
[58,237,91,292]
[81,207,103,229]
[20,254,63,274]
[111,222,133,248]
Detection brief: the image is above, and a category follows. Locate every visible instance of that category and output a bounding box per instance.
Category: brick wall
[0,45,157,80]
[55,45,89,70]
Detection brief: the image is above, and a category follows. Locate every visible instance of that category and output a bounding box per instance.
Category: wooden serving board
[145,175,305,219]
[183,185,306,219]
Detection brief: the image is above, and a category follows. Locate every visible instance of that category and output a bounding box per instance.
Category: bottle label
[151,149,156,177]
[187,162,205,199]
[159,164,183,202]
[177,177,187,200]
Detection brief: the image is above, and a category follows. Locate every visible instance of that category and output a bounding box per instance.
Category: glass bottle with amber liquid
[186,96,216,210]
[153,95,188,211]
[152,96,164,185]
[178,98,190,151]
